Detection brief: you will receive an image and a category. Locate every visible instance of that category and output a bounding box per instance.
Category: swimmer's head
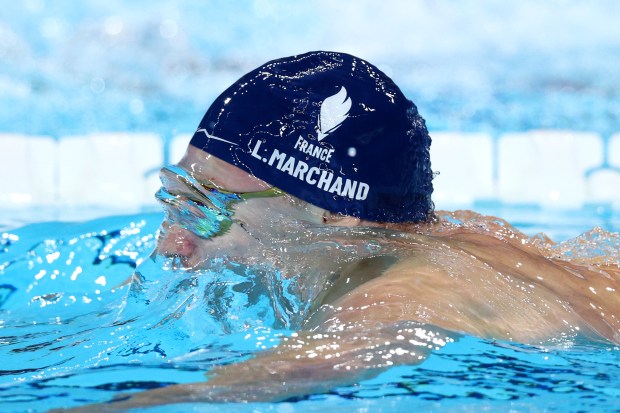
[154,148,329,268]
[189,51,434,223]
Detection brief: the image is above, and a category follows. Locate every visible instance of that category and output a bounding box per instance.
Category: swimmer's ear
[322,211,361,227]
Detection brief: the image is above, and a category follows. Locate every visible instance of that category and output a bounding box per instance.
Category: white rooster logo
[317,86,352,141]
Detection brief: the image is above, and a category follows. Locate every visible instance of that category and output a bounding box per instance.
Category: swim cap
[189,51,433,223]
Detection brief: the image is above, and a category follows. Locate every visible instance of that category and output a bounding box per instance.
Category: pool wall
[1,130,619,218]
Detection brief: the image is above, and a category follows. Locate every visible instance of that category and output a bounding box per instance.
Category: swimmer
[72,51,620,410]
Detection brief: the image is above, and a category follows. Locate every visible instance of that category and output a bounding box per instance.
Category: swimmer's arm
[204,324,447,399]
[66,324,453,411]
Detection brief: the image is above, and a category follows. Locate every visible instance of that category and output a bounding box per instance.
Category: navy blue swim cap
[190,51,433,223]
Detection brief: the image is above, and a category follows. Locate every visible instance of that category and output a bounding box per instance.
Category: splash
[426,209,620,266]
[128,255,308,334]
[549,227,620,266]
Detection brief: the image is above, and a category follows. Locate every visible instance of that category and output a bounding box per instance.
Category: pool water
[1,211,619,412]
[2,2,620,411]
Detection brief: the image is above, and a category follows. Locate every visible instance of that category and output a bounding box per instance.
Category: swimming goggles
[156,165,284,239]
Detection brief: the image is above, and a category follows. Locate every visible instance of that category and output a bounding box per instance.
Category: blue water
[2,1,620,411]
[1,212,619,412]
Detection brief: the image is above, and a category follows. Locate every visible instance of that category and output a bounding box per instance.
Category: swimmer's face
[153,146,332,269]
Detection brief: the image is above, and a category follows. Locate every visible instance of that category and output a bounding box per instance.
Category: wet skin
[63,145,620,410]
[158,146,620,345]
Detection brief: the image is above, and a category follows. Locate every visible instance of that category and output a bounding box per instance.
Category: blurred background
[1,0,620,232]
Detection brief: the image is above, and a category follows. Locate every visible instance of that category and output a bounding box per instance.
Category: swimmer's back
[306,233,615,344]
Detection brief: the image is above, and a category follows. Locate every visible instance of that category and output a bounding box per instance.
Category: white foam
[0,134,57,206]
[498,130,603,208]
[430,132,495,208]
[58,133,162,206]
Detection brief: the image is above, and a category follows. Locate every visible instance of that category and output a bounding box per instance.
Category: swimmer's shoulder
[314,255,400,308]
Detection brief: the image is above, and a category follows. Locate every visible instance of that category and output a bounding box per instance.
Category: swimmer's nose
[153,218,260,269]
[155,223,199,262]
